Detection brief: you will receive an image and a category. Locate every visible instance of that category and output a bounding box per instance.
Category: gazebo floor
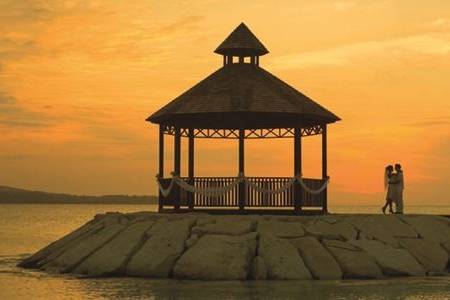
[159,208,326,215]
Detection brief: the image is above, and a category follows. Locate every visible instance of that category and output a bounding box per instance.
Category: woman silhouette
[382,165,395,214]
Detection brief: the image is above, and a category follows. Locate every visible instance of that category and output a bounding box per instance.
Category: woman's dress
[386,174,397,202]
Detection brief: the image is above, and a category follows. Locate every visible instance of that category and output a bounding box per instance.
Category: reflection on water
[1,204,450,299]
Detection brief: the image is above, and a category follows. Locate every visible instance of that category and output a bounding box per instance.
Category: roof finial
[215,23,268,66]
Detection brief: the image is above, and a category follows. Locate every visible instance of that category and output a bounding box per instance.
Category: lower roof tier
[148,63,340,128]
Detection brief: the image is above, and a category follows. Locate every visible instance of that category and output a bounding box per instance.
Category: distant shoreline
[0,185,158,204]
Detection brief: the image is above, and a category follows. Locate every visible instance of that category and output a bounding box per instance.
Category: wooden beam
[188,128,194,210]
[238,129,245,211]
[174,127,181,211]
[294,128,302,212]
[322,125,328,213]
[158,125,164,212]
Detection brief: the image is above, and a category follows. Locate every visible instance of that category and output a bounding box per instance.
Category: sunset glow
[1,1,449,205]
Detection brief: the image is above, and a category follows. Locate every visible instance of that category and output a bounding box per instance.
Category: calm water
[1,204,450,299]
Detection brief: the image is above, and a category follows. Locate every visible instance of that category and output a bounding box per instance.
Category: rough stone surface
[192,219,253,236]
[259,234,312,280]
[18,219,101,268]
[250,256,267,280]
[345,216,418,247]
[185,234,199,248]
[323,239,383,279]
[400,215,450,244]
[290,236,343,279]
[42,223,127,272]
[173,233,256,280]
[442,240,450,256]
[257,220,304,238]
[304,220,357,241]
[349,239,425,276]
[126,218,195,277]
[73,221,154,276]
[398,238,448,273]
[323,239,360,251]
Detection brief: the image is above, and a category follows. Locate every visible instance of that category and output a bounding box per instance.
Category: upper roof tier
[214,23,269,57]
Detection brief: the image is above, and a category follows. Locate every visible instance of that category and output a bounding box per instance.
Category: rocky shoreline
[19,212,450,280]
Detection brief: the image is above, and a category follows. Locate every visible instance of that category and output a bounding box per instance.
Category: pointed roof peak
[214,23,269,56]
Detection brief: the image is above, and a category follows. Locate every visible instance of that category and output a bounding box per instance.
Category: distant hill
[0,186,158,204]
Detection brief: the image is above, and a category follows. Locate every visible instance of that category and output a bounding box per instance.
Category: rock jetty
[19,212,450,280]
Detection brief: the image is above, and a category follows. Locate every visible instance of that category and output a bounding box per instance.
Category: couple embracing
[382,164,404,214]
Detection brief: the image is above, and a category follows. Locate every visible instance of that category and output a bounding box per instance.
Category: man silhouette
[393,164,404,213]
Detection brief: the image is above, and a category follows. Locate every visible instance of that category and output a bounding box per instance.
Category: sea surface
[1,204,450,299]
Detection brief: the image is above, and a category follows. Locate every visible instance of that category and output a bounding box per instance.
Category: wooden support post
[174,127,181,211]
[322,125,328,213]
[238,129,245,211]
[239,56,244,63]
[294,128,302,212]
[250,56,255,65]
[256,56,259,66]
[223,55,226,66]
[158,125,164,212]
[188,128,194,211]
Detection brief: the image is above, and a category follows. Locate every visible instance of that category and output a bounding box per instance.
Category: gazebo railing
[158,176,325,209]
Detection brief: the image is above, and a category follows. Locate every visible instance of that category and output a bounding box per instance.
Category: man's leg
[397,190,404,213]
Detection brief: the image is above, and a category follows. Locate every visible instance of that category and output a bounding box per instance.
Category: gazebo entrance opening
[148,23,340,214]
[157,125,329,213]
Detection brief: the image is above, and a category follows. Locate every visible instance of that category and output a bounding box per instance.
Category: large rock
[73,221,155,276]
[192,219,253,236]
[126,218,195,277]
[345,215,418,247]
[290,237,342,279]
[400,215,450,244]
[19,218,104,268]
[42,222,127,273]
[257,220,304,238]
[323,239,383,279]
[173,233,256,280]
[349,239,425,276]
[398,238,448,273]
[259,234,312,280]
[304,220,357,241]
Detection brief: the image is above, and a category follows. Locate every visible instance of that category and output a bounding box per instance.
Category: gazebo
[147,23,340,214]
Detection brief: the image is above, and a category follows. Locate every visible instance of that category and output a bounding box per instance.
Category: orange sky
[0,1,449,205]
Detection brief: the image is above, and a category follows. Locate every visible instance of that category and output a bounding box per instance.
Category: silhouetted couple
[382,164,404,214]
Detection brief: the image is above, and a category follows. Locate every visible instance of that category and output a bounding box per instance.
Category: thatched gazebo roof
[147,23,340,130]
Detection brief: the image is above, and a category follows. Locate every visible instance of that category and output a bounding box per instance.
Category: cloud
[0,154,29,160]
[428,18,450,31]
[269,32,450,69]
[0,0,53,24]
[0,38,37,63]
[0,92,17,104]
[0,91,52,127]
[333,1,356,12]
[406,116,450,127]
[157,15,204,35]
